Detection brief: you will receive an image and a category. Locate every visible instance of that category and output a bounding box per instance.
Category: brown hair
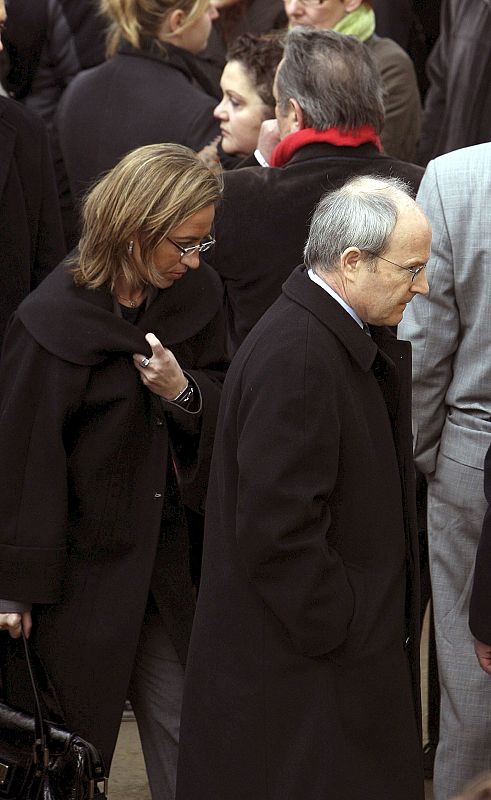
[71,142,223,291]
[226,32,285,115]
[100,0,210,56]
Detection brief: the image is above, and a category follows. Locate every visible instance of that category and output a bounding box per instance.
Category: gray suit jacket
[398,142,491,476]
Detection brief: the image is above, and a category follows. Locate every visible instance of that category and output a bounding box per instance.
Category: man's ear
[289,98,305,132]
[339,247,363,282]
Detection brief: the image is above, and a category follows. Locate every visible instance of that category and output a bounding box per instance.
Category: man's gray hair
[276,27,385,133]
[304,175,412,272]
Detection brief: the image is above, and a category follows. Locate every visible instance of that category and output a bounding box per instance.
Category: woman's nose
[181,250,201,270]
[214,100,227,120]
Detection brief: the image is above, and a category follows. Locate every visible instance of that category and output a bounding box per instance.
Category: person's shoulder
[431,142,491,176]
[365,153,424,193]
[368,34,413,63]
[0,95,46,136]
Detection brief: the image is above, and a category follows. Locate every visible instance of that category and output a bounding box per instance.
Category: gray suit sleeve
[398,158,459,475]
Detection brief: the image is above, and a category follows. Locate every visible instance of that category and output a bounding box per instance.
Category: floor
[109,611,435,799]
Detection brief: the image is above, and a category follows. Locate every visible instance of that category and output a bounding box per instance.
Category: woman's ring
[140,357,151,368]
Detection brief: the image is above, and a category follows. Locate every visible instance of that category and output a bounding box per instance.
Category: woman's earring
[128,240,134,255]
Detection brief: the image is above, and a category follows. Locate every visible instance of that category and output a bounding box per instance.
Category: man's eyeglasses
[167,235,216,258]
[366,252,427,282]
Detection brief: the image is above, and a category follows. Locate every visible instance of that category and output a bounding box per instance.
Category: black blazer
[0,97,65,347]
[209,141,424,353]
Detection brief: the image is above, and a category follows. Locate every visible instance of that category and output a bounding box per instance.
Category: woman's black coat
[54,38,220,246]
[0,260,227,767]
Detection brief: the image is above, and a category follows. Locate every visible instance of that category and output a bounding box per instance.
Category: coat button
[154,492,162,499]
[156,418,164,426]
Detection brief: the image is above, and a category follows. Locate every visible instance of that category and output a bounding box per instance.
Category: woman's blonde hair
[100,0,210,57]
[71,142,223,291]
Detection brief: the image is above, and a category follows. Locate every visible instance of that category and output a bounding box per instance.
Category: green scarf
[334,3,376,42]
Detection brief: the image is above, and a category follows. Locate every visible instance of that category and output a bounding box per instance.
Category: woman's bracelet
[170,380,194,407]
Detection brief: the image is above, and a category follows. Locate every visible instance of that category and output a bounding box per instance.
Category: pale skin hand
[0,611,32,639]
[256,119,281,165]
[133,333,187,401]
[474,639,491,675]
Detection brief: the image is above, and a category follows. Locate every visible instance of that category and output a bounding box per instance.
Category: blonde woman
[56,0,222,247]
[0,143,226,800]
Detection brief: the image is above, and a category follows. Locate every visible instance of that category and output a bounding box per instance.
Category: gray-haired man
[177,175,431,800]
[208,25,424,355]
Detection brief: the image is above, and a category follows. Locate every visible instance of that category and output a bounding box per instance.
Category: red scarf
[270,125,382,167]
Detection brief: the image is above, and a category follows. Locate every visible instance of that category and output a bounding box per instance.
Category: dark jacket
[177,266,424,800]
[1,0,106,128]
[196,0,287,96]
[0,97,65,348]
[210,141,424,353]
[469,443,491,643]
[417,0,491,165]
[54,38,220,246]
[0,260,227,767]
[365,33,422,161]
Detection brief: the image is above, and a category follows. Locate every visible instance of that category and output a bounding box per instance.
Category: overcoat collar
[0,100,16,202]
[118,37,218,98]
[283,141,385,169]
[17,257,223,366]
[282,265,380,372]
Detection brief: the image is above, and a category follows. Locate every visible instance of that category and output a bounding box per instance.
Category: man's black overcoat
[177,267,424,800]
[0,261,227,766]
[0,97,65,347]
[209,141,424,353]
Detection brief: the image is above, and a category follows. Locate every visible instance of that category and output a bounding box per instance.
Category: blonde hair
[71,143,223,291]
[100,0,210,57]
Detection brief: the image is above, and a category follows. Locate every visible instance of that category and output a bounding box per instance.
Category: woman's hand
[0,610,32,639]
[134,333,188,401]
[475,638,491,675]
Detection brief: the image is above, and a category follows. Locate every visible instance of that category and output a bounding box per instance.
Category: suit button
[154,492,162,499]
[156,418,164,426]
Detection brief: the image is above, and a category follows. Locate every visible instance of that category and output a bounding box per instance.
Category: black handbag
[0,633,108,799]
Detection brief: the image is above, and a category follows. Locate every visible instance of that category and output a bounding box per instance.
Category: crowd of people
[0,1,490,800]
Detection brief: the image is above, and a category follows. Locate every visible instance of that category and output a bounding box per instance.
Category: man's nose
[412,268,429,296]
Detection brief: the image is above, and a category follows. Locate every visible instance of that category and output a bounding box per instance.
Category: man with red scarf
[207,26,423,355]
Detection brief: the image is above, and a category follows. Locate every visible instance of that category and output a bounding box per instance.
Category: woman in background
[200,32,284,166]
[55,0,221,248]
[0,143,226,800]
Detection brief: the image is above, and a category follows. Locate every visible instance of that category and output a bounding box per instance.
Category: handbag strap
[21,632,49,766]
